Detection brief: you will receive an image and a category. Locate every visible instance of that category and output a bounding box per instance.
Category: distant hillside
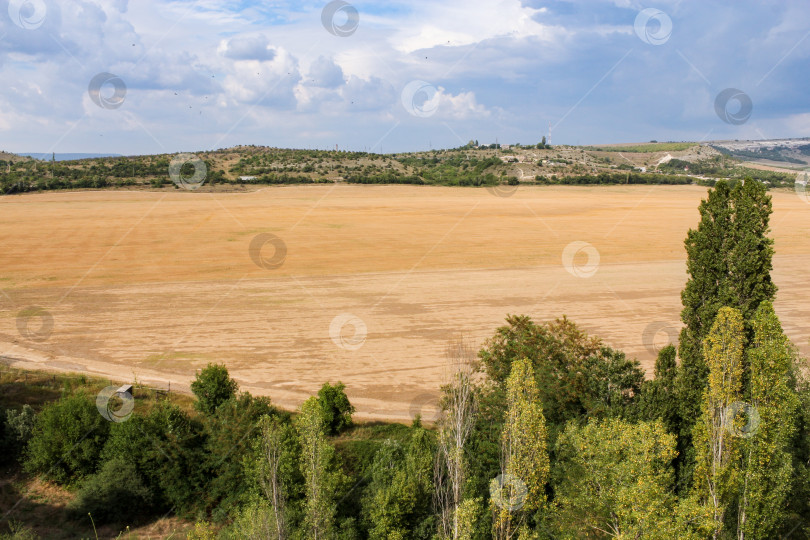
[0,143,799,195]
[19,152,123,162]
[0,151,32,163]
[709,138,810,167]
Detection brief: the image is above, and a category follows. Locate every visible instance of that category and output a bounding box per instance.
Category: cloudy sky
[0,0,808,155]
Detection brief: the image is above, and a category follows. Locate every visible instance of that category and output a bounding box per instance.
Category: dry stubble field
[1,184,808,422]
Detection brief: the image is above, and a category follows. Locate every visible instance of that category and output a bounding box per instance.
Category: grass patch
[0,365,195,415]
[333,421,417,477]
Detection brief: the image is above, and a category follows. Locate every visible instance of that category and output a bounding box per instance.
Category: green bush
[98,402,205,516]
[220,498,277,539]
[317,382,355,435]
[71,457,153,524]
[23,393,109,484]
[360,427,436,539]
[1,405,36,464]
[191,363,238,415]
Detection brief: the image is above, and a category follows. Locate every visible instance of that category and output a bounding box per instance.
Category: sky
[0,0,808,155]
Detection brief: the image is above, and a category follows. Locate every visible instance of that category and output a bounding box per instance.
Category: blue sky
[0,0,808,155]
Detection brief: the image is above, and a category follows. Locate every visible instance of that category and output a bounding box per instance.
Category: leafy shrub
[98,402,205,517]
[317,382,355,435]
[23,393,109,484]
[191,363,238,415]
[6,406,36,444]
[1,405,36,464]
[221,498,277,539]
[71,457,153,524]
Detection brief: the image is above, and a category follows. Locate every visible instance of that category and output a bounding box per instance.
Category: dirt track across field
[1,185,808,422]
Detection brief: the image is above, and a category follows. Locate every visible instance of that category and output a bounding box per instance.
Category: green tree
[23,393,109,484]
[247,413,303,539]
[150,405,207,517]
[692,307,745,537]
[203,392,274,521]
[639,345,680,434]
[554,418,712,539]
[677,180,775,487]
[317,382,355,435]
[737,302,799,538]
[191,363,238,415]
[479,315,642,431]
[787,373,810,538]
[491,358,549,539]
[361,427,436,539]
[455,497,484,540]
[297,396,345,539]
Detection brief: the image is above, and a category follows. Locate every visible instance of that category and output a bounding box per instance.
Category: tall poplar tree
[491,357,549,539]
[737,302,798,538]
[435,339,478,540]
[676,180,775,488]
[297,397,343,539]
[692,307,745,538]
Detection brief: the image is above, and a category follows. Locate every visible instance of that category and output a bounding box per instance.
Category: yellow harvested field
[1,185,809,421]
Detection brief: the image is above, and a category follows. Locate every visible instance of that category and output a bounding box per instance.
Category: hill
[18,153,123,162]
[0,142,800,196]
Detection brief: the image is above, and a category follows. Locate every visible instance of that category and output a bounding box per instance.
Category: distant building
[239,175,257,181]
